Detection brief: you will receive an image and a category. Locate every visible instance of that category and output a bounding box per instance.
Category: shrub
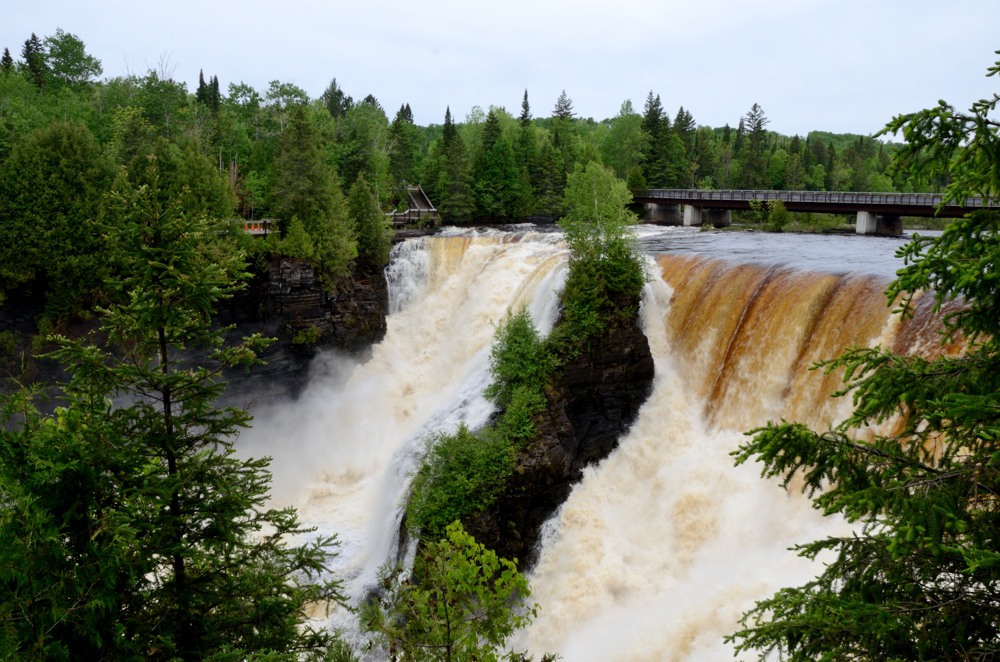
[407,424,517,540]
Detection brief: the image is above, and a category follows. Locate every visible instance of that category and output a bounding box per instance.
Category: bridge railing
[633,189,988,209]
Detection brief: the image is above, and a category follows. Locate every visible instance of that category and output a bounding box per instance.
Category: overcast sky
[5,1,1000,137]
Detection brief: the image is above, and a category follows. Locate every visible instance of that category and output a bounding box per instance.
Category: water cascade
[243,229,950,659]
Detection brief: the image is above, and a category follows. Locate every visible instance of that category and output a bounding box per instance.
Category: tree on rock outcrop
[728,52,1000,660]
[556,161,645,347]
[271,104,357,283]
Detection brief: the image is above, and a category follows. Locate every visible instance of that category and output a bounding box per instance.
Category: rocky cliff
[464,292,655,568]
[0,257,389,405]
[217,257,388,402]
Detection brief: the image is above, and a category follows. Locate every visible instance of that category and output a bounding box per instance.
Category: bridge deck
[632,189,994,218]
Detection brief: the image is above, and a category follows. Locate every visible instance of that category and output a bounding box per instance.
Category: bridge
[632,189,996,235]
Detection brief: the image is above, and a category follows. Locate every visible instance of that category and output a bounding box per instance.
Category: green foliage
[292,325,323,346]
[279,216,317,260]
[745,198,790,231]
[362,522,540,662]
[271,104,357,284]
[0,119,115,314]
[0,161,347,659]
[484,308,552,409]
[728,52,1000,661]
[555,162,645,351]
[43,28,102,87]
[348,173,393,266]
[409,308,552,540]
[407,424,518,541]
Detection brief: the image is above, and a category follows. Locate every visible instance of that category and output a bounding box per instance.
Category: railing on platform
[633,189,990,209]
[233,219,277,236]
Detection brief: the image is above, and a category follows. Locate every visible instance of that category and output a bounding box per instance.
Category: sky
[5,0,1000,137]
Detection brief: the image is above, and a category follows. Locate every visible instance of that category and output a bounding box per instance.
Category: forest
[0,28,931,322]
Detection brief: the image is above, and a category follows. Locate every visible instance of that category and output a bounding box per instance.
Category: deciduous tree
[43,28,102,87]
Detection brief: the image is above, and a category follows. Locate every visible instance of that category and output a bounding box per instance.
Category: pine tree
[320,77,353,118]
[0,160,346,659]
[552,89,575,120]
[195,69,208,105]
[272,105,357,282]
[427,106,473,222]
[729,53,1000,660]
[209,75,220,114]
[473,108,520,221]
[641,92,676,187]
[363,522,540,662]
[390,102,421,191]
[520,88,532,127]
[348,173,392,266]
[1,47,14,73]
[737,103,771,189]
[19,32,46,87]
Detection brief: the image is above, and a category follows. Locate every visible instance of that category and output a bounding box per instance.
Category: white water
[241,229,569,637]
[516,275,856,660]
[242,227,904,659]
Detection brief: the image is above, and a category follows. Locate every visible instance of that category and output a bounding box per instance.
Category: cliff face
[0,258,389,405]
[212,257,389,403]
[464,293,655,568]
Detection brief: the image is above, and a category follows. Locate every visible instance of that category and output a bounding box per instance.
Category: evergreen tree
[271,104,357,282]
[729,53,1000,660]
[338,98,392,203]
[363,522,540,662]
[552,89,575,120]
[427,106,474,222]
[473,108,520,220]
[19,32,47,87]
[209,74,220,113]
[0,161,346,659]
[515,100,541,218]
[0,120,115,313]
[641,91,676,187]
[196,69,208,105]
[673,106,696,155]
[1,47,15,73]
[321,77,353,118]
[737,103,771,189]
[527,136,557,217]
[348,172,392,266]
[389,102,421,192]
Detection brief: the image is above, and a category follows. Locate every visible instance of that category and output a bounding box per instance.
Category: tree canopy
[0,158,347,659]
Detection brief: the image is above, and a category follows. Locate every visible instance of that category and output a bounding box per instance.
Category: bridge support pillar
[683,205,703,227]
[705,209,732,228]
[644,203,682,225]
[856,211,903,236]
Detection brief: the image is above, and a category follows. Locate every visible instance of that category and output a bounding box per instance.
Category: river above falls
[635,224,933,279]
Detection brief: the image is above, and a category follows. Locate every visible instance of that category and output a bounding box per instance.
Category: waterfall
[243,229,951,658]
[240,229,569,638]
[518,252,950,661]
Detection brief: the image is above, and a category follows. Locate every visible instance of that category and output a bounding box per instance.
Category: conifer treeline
[0,29,920,226]
[0,28,928,317]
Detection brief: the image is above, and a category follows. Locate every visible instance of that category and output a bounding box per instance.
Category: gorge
[239,226,953,660]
